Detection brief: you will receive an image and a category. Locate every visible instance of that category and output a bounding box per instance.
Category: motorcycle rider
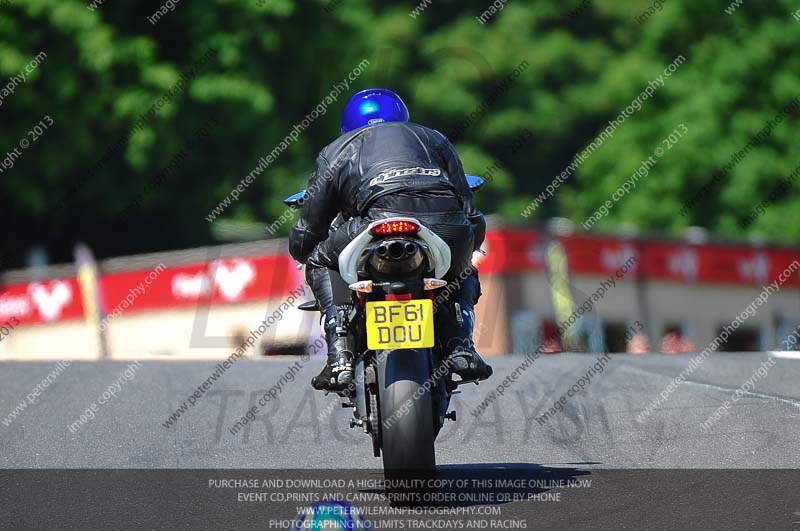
[289,88,493,391]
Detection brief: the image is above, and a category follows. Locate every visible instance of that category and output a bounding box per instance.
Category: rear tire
[377,348,436,503]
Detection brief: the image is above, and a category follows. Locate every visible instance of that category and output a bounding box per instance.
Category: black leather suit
[289,121,486,372]
[290,121,484,274]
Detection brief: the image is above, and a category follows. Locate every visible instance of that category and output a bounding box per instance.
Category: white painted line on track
[768,351,800,360]
[681,379,800,411]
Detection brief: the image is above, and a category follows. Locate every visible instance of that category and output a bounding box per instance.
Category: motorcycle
[283,175,487,480]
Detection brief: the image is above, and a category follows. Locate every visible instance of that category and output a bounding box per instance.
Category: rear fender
[338,217,451,284]
[377,348,431,391]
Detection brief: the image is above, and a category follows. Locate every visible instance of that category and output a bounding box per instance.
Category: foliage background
[1,0,799,268]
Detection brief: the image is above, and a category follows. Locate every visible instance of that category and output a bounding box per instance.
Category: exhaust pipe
[387,241,405,259]
[369,239,424,273]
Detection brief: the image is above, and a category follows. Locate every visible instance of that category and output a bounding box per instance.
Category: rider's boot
[306,267,355,391]
[438,271,493,382]
[311,304,355,391]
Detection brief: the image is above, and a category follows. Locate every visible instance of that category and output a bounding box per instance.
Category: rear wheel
[377,348,436,500]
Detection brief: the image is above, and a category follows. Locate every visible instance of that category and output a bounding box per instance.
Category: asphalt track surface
[3,353,800,530]
[1,352,799,469]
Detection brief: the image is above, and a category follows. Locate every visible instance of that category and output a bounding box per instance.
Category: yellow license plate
[366,299,435,350]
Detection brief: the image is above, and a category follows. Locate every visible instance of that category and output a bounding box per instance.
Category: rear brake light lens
[369,221,420,236]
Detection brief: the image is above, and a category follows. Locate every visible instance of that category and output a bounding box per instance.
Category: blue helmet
[340,88,410,133]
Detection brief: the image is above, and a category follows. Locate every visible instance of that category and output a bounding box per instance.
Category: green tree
[1,0,798,270]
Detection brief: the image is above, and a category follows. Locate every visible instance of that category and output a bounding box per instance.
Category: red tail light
[369,220,420,236]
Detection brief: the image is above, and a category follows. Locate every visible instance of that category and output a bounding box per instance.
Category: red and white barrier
[1,231,798,359]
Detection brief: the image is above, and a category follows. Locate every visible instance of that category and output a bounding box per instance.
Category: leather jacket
[289,121,485,263]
